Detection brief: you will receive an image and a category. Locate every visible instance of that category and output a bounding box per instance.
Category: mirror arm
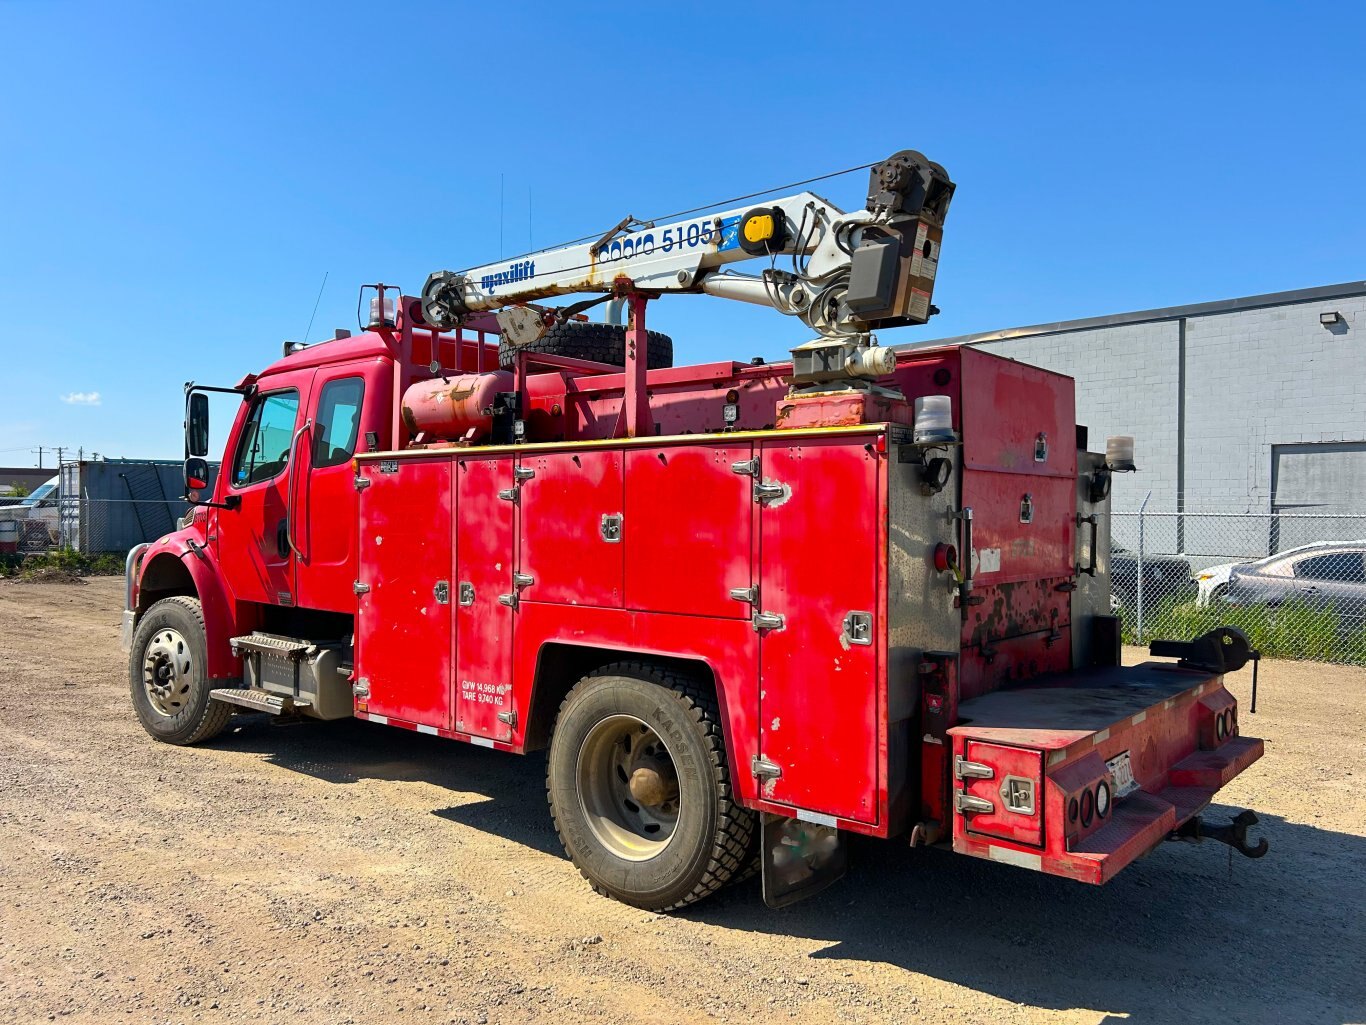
[183,494,240,511]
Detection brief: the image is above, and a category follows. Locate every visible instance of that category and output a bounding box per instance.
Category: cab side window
[231,390,300,487]
[312,377,365,468]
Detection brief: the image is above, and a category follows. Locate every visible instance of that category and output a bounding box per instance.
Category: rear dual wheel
[547,662,755,911]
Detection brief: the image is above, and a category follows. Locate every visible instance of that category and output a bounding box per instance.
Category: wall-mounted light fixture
[1320,310,1345,329]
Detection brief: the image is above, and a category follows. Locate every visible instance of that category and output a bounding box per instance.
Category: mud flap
[760,813,847,908]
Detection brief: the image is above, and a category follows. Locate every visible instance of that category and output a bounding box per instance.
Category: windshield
[21,482,57,507]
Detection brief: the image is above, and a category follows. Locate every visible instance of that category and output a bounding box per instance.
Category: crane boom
[422,150,954,341]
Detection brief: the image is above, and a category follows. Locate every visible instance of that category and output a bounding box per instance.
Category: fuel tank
[401,371,514,442]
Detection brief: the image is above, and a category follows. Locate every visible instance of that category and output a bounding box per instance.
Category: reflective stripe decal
[470,736,495,749]
[368,714,389,726]
[988,846,1043,871]
[796,809,838,828]
[416,724,438,736]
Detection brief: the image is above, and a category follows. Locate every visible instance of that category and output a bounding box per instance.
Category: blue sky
[1,1,1363,462]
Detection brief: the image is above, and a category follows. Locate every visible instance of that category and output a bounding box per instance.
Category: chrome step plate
[209,687,310,715]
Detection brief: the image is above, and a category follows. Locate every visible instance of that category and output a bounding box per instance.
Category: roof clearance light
[1105,435,1137,473]
[913,395,954,444]
[368,295,396,330]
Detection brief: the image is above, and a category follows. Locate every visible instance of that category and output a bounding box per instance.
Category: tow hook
[1170,809,1269,858]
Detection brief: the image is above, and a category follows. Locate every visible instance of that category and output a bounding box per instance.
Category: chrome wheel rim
[576,714,680,861]
[142,627,193,717]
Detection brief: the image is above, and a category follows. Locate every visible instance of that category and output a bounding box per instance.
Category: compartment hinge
[352,581,370,595]
[731,458,759,477]
[353,476,371,491]
[729,585,757,604]
[954,792,995,815]
[954,755,994,780]
[497,487,520,503]
[751,755,783,780]
[514,466,536,482]
[497,592,519,609]
[753,480,787,503]
[352,678,370,699]
[752,610,785,631]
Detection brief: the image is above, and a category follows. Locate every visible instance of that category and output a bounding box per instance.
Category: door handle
[285,418,312,558]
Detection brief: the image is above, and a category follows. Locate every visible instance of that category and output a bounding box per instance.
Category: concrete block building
[904,280,1366,561]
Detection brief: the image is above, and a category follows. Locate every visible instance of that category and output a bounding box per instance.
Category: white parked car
[1195,539,1366,605]
[0,476,61,548]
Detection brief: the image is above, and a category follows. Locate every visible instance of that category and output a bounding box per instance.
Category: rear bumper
[1060,736,1262,883]
[948,663,1265,884]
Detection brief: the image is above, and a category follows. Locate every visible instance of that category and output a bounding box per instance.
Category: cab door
[295,361,389,612]
[214,371,314,607]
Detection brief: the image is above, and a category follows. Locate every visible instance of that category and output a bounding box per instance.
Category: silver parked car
[1223,542,1366,627]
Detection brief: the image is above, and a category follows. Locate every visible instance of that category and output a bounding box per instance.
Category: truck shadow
[221,715,1365,1025]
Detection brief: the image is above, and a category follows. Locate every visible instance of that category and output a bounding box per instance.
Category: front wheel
[128,596,234,745]
[546,662,754,911]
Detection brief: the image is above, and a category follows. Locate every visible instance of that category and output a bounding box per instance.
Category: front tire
[547,662,754,911]
[128,596,233,745]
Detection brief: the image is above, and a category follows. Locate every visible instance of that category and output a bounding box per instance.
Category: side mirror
[184,457,211,493]
[186,392,210,458]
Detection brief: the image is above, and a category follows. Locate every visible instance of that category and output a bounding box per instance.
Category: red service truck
[123,151,1266,909]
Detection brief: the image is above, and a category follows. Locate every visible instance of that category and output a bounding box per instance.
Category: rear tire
[498,320,673,372]
[546,661,753,911]
[128,596,234,745]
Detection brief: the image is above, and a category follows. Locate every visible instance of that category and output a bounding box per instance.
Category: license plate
[1106,750,1139,798]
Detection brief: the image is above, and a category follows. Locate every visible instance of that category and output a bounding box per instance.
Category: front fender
[132,528,247,681]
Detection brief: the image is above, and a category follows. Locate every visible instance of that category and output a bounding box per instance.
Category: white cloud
[60,391,101,406]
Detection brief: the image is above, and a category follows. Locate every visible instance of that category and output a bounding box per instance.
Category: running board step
[209,687,311,715]
[229,633,315,660]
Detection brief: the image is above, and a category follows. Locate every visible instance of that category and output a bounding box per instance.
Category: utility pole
[32,446,44,469]
[54,446,66,467]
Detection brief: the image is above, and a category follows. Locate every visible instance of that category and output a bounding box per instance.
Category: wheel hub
[141,628,193,717]
[576,715,681,861]
[628,763,678,808]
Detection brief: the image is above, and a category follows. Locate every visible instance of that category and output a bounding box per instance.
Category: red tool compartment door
[758,437,882,825]
[624,443,754,618]
[455,456,517,741]
[518,450,623,608]
[356,458,453,729]
[958,740,1044,847]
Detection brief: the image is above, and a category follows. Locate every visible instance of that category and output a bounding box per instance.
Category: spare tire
[498,320,674,371]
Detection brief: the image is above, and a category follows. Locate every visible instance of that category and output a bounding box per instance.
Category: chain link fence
[1112,508,1366,665]
[0,460,196,565]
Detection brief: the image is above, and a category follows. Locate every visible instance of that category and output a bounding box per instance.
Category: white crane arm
[421,150,954,340]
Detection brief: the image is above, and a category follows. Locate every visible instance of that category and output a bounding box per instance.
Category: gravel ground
[1,577,1363,1025]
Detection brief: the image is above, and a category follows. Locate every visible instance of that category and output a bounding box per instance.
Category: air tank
[401,371,514,442]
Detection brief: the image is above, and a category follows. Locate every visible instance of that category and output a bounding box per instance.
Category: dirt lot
[1,578,1363,1025]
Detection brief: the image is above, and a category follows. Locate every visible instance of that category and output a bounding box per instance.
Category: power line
[478,159,878,271]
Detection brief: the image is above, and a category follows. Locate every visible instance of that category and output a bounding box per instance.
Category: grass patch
[0,547,125,581]
[1121,595,1366,663]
